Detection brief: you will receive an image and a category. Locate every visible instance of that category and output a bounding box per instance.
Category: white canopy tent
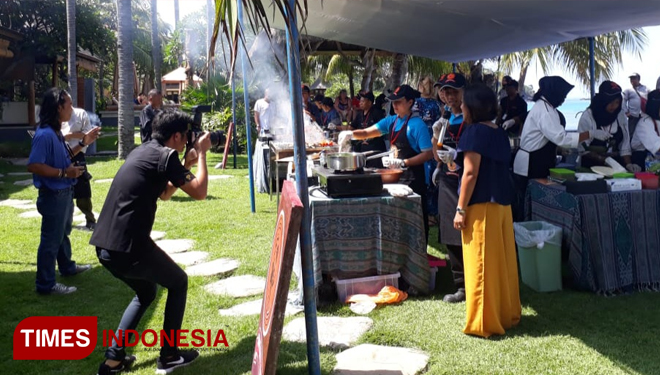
[272,0,660,62]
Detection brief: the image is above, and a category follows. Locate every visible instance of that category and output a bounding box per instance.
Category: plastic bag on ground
[513,221,562,250]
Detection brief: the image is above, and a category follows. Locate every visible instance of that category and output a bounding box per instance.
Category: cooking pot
[509,137,521,150]
[325,150,391,171]
[374,168,404,183]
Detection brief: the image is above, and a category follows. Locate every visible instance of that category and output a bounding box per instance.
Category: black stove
[313,166,383,198]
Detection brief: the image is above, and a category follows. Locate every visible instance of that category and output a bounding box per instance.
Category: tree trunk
[518,59,530,97]
[117,0,135,159]
[206,0,213,78]
[151,0,162,92]
[174,0,182,66]
[360,49,375,91]
[66,0,77,105]
[99,61,104,107]
[388,53,407,91]
[348,67,354,97]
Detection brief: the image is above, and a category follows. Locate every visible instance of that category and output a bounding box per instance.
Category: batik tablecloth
[527,180,660,294]
[309,188,431,294]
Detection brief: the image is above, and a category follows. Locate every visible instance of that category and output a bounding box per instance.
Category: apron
[437,121,465,246]
[581,119,625,168]
[390,117,426,196]
[71,152,92,199]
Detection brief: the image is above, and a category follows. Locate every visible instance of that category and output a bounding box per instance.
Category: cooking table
[526,179,660,294]
[308,187,431,295]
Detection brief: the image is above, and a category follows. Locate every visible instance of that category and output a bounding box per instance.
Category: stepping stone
[73,224,93,232]
[19,210,41,218]
[73,214,86,223]
[94,178,114,184]
[7,158,29,166]
[95,151,118,156]
[333,344,429,375]
[218,294,303,317]
[283,317,373,350]
[0,173,4,178]
[168,251,209,266]
[204,275,266,297]
[0,199,32,207]
[156,239,194,254]
[7,172,31,176]
[208,175,232,180]
[151,231,166,241]
[12,203,37,210]
[186,258,239,277]
[14,179,33,186]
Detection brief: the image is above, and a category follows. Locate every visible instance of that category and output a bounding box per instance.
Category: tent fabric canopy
[273,0,660,62]
[162,67,202,83]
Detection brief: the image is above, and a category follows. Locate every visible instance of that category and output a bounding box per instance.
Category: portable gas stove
[313,166,383,198]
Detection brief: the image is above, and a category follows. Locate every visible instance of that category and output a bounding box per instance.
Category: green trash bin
[513,221,563,292]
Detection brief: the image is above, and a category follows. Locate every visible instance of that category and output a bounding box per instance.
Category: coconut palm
[66,0,76,105]
[151,0,162,92]
[175,0,182,66]
[117,0,135,159]
[500,29,647,93]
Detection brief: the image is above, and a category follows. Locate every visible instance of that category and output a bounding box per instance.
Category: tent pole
[232,71,237,169]
[589,37,596,98]
[452,63,457,73]
[283,1,321,374]
[237,0,256,212]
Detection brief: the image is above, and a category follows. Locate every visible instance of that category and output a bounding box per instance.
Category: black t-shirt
[90,140,193,254]
[139,104,158,143]
[499,94,528,126]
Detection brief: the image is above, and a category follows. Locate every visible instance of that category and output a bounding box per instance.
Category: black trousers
[97,245,188,360]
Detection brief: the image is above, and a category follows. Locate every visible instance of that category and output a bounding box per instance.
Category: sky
[157,0,660,99]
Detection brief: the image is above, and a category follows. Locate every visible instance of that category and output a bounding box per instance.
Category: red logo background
[13,316,97,360]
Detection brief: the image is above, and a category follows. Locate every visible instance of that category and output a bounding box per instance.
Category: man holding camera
[62,107,97,230]
[91,111,210,375]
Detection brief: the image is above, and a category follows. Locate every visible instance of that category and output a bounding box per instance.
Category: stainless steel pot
[509,137,521,150]
[325,152,366,171]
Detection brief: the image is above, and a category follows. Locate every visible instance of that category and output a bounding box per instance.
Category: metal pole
[283,1,321,374]
[452,63,457,73]
[232,71,238,169]
[589,37,596,98]
[238,0,256,213]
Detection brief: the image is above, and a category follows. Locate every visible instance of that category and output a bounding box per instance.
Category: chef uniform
[631,90,660,170]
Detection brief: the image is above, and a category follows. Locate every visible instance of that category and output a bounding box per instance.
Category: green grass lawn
[1,154,660,375]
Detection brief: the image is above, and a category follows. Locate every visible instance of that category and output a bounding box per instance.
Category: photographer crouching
[90,111,213,374]
[62,107,97,230]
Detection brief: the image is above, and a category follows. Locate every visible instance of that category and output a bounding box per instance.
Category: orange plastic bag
[345,286,408,304]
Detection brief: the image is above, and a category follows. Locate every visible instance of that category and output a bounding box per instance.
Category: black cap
[505,80,519,88]
[598,80,622,96]
[433,74,447,88]
[437,73,466,90]
[314,94,324,102]
[322,97,334,107]
[387,85,421,101]
[361,91,375,102]
[301,84,310,93]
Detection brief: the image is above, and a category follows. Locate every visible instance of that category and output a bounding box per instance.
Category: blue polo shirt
[374,114,433,153]
[28,126,76,190]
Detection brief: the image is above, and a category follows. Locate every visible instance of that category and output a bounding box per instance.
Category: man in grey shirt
[623,72,648,137]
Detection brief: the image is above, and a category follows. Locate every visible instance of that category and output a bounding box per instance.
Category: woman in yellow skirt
[448,84,521,337]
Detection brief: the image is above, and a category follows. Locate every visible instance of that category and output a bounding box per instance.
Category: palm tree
[117,0,135,159]
[66,0,77,105]
[150,0,162,92]
[500,29,647,93]
[174,0,182,66]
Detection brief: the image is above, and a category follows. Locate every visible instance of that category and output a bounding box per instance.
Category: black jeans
[97,245,188,359]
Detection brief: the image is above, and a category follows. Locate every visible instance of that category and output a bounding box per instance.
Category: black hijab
[532,76,574,108]
[645,89,660,121]
[589,81,622,128]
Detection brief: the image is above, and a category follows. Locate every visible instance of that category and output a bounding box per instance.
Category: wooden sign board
[220,121,234,169]
[252,180,303,375]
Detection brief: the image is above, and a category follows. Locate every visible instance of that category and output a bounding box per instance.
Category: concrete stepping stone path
[283,317,373,350]
[12,203,37,210]
[7,158,29,166]
[155,239,194,254]
[19,210,42,219]
[186,258,239,277]
[208,175,232,180]
[204,275,266,297]
[218,293,303,317]
[0,199,32,207]
[333,344,429,375]
[7,172,31,176]
[168,251,209,266]
[13,179,33,186]
[0,173,4,178]
[94,179,114,184]
[150,231,166,241]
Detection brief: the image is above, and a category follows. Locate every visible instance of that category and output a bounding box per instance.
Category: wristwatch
[456,207,466,216]
[401,159,407,168]
[78,140,86,147]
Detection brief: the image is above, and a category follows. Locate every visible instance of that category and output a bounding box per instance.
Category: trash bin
[513,221,563,292]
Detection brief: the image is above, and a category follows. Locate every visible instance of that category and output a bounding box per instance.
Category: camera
[441,110,452,120]
[75,160,93,181]
[189,105,226,150]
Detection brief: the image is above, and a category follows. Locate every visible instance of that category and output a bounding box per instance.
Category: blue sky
[157,0,660,99]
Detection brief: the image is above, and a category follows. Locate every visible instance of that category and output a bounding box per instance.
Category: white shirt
[513,98,579,177]
[631,114,660,155]
[577,109,631,156]
[623,84,648,117]
[61,108,94,153]
[253,98,270,130]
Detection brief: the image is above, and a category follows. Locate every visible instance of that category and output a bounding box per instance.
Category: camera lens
[208,130,226,147]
